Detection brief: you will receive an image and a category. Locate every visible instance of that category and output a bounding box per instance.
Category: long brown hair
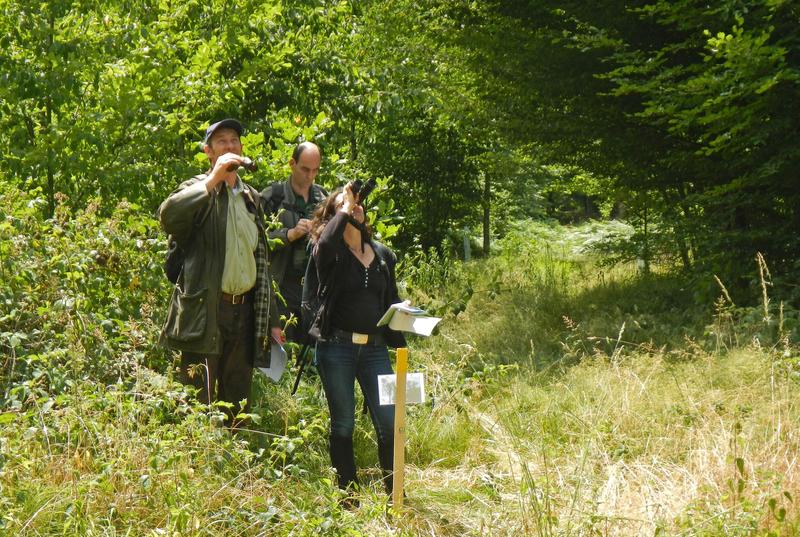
[309,187,374,244]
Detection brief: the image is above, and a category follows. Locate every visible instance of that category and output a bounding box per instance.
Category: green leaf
[0,413,16,425]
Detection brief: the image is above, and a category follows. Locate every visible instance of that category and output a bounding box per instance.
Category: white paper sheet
[378,372,425,405]
[257,343,288,382]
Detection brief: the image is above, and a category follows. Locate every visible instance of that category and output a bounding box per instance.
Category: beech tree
[2,0,798,289]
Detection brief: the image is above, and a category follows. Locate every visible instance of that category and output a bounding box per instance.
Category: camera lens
[359,178,377,200]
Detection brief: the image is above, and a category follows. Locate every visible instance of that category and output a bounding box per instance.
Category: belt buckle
[232,293,244,304]
[351,332,368,345]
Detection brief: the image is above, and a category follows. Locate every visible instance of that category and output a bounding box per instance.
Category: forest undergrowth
[2,185,799,536]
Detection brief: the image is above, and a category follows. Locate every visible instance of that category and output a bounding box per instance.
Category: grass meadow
[2,188,798,536]
[390,222,799,536]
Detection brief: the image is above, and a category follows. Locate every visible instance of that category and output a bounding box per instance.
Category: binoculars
[352,178,377,203]
[225,157,258,172]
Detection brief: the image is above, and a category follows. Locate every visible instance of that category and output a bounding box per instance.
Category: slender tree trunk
[675,184,693,269]
[46,13,55,218]
[661,187,692,270]
[676,234,691,270]
[642,202,650,274]
[482,171,490,254]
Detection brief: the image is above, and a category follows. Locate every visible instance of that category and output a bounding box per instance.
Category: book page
[378,302,441,336]
[257,343,287,382]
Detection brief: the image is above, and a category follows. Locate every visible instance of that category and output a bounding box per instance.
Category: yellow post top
[396,347,408,374]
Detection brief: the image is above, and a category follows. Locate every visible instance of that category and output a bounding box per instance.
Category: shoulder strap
[242,184,265,230]
[267,182,285,214]
[301,253,318,299]
[311,183,328,200]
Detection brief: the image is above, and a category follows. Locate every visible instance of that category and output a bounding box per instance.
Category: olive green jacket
[158,175,278,361]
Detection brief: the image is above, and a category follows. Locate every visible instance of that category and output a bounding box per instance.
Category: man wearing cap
[261,141,327,343]
[158,118,283,427]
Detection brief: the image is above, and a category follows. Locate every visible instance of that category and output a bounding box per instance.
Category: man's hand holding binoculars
[205,153,257,192]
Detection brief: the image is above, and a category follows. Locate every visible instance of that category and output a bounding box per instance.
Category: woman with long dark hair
[308,182,406,501]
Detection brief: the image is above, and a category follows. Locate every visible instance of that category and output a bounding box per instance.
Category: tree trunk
[641,202,650,274]
[46,13,55,218]
[676,233,691,270]
[482,171,490,254]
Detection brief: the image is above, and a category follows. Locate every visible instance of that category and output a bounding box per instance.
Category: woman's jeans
[315,340,395,492]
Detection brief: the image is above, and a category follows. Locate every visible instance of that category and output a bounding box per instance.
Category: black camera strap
[347,215,371,253]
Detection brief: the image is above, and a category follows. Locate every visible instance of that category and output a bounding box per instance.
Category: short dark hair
[292,141,318,162]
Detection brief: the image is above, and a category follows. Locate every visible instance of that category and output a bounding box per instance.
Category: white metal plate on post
[378,372,425,406]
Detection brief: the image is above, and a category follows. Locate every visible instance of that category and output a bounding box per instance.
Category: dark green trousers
[180,299,254,426]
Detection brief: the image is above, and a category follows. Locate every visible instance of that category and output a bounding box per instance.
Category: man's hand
[205,152,243,192]
[287,218,312,242]
[271,326,285,345]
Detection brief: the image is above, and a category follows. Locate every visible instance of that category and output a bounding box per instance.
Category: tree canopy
[1,0,798,293]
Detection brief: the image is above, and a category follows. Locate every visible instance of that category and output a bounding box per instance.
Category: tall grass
[393,220,800,536]
[3,185,799,536]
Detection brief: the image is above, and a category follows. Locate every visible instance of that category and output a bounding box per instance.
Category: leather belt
[326,329,386,346]
[220,289,254,305]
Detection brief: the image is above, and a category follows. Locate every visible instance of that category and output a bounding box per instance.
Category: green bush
[0,179,374,536]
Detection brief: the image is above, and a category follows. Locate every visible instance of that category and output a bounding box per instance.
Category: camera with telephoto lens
[351,178,377,203]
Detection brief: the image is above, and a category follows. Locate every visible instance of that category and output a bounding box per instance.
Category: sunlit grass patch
[429,346,800,535]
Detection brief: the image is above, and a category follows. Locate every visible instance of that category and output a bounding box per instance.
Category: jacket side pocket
[163,287,208,342]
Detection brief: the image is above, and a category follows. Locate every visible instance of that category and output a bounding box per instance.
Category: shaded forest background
[1,0,799,299]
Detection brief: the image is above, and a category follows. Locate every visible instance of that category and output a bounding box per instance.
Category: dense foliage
[3,1,800,533]
[2,0,797,288]
[482,0,800,291]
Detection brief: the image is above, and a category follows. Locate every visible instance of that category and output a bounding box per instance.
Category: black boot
[329,434,358,491]
[377,437,394,496]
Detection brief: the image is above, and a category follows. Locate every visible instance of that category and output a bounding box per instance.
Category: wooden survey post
[392,347,408,508]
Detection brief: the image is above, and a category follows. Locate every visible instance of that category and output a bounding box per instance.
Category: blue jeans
[315,340,395,490]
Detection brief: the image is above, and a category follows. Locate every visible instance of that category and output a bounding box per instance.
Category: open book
[377,302,441,337]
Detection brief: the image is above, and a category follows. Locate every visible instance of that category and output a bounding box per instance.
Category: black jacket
[261,180,327,287]
[311,211,406,348]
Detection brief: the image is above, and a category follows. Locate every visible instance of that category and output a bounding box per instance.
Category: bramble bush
[0,180,362,535]
[1,181,169,409]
